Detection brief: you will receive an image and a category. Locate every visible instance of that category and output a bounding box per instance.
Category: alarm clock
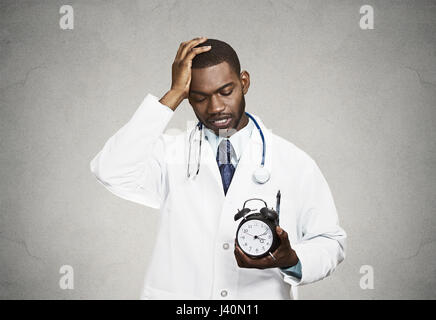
[234,194,281,259]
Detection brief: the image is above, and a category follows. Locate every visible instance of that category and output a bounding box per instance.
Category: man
[90,37,346,299]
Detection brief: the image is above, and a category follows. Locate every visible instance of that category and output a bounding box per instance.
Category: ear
[239,70,250,95]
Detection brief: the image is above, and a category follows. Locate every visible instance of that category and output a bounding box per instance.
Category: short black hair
[192,39,241,77]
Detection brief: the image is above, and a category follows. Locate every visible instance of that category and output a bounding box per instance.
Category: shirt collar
[203,116,254,164]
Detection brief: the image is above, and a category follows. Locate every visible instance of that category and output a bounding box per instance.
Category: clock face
[237,219,273,257]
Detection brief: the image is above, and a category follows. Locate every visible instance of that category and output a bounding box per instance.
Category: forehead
[190,62,238,92]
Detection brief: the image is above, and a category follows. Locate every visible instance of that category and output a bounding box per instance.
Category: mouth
[208,117,232,129]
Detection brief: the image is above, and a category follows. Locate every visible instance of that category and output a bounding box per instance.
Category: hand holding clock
[234,226,299,269]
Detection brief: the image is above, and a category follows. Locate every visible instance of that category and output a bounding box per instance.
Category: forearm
[159,89,185,111]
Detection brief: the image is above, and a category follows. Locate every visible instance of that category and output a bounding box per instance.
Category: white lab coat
[90,93,346,300]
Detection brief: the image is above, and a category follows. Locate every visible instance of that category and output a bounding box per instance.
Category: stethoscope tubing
[245,112,265,167]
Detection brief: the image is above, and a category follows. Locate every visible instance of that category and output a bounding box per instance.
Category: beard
[199,94,247,137]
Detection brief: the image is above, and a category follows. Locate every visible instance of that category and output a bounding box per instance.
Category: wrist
[159,89,185,111]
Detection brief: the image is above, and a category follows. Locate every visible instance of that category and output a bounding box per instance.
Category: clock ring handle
[242,198,268,209]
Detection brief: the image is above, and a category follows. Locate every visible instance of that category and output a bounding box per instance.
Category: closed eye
[191,89,233,102]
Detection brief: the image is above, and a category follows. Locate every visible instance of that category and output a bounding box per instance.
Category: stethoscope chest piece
[253,166,270,184]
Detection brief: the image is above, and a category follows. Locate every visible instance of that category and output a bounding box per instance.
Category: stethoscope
[187,112,270,184]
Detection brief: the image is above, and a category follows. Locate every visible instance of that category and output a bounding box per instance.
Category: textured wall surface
[0,0,435,299]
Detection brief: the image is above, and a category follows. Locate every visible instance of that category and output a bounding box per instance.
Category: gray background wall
[0,0,435,299]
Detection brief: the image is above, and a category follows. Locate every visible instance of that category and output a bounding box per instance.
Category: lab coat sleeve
[282,159,347,286]
[89,93,174,209]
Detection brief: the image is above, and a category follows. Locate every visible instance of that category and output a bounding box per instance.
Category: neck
[235,113,249,132]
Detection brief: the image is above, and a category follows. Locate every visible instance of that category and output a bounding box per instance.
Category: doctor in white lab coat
[90,37,346,300]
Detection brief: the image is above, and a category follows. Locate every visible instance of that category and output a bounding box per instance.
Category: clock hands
[253,229,268,240]
[259,230,268,236]
[244,232,266,241]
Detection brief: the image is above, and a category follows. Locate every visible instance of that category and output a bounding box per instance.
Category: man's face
[188,62,249,137]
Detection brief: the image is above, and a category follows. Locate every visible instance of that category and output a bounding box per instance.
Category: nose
[207,94,226,114]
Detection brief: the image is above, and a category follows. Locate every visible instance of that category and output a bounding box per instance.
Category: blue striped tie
[217,139,235,195]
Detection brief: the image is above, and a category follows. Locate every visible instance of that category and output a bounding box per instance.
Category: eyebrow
[190,82,235,96]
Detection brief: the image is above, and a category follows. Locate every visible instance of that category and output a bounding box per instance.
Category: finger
[276,226,289,242]
[264,254,277,268]
[274,227,291,255]
[174,40,188,61]
[240,250,273,269]
[234,243,247,268]
[252,255,276,269]
[235,244,257,268]
[271,245,281,256]
[234,241,242,261]
[178,37,208,61]
[184,45,212,61]
[234,240,276,269]
[272,228,297,268]
[258,254,275,268]
[270,228,288,258]
[174,37,203,61]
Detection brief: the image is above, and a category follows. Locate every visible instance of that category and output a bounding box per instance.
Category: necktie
[216,139,235,195]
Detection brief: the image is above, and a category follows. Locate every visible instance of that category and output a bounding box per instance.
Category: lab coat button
[223,243,229,250]
[220,290,228,297]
